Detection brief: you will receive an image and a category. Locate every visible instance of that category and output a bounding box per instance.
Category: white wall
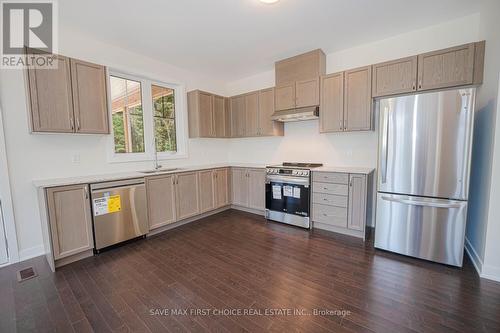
[468,0,500,281]
[0,27,230,260]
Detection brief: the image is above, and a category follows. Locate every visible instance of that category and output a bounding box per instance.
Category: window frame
[106,70,188,163]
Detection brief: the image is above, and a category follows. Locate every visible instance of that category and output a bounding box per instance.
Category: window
[108,72,187,162]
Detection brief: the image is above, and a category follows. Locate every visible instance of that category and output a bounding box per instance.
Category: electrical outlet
[71,153,80,164]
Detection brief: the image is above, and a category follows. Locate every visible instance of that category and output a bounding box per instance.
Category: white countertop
[33,163,374,188]
[314,166,375,175]
[32,163,267,188]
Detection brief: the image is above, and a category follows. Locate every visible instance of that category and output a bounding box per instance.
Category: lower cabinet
[199,170,215,213]
[214,168,230,208]
[175,172,200,220]
[231,167,265,211]
[312,171,371,239]
[146,174,176,229]
[46,184,94,260]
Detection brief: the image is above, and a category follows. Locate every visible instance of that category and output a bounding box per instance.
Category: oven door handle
[266,175,310,186]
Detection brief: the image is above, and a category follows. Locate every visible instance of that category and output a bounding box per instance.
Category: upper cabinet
[417,42,484,91]
[372,56,418,97]
[344,66,373,131]
[26,50,109,134]
[274,49,325,111]
[372,41,485,97]
[229,89,283,138]
[187,90,229,138]
[320,66,373,133]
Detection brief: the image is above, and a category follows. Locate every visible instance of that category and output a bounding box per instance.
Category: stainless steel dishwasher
[90,178,148,251]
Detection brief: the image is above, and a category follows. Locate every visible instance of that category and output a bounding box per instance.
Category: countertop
[33,163,375,188]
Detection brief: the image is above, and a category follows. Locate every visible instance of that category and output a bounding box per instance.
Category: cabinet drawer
[313,182,348,196]
[312,172,348,184]
[312,204,347,227]
[312,192,348,207]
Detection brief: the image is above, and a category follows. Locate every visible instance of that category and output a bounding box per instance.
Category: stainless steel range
[265,163,323,229]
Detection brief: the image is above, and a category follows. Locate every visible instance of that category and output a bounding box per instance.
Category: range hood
[270,106,319,122]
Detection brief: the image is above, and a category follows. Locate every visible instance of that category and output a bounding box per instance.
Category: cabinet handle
[70,117,74,131]
[84,186,89,199]
[339,120,342,130]
[343,120,347,130]
[76,118,81,131]
[350,179,353,187]
[412,83,416,91]
[418,80,422,90]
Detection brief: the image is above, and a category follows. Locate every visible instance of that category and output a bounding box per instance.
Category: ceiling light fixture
[260,0,280,4]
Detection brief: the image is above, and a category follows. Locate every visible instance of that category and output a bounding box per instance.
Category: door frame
[0,105,19,266]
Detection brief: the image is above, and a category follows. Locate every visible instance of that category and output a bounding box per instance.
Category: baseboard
[482,265,500,283]
[18,244,45,262]
[464,237,483,275]
[230,205,265,216]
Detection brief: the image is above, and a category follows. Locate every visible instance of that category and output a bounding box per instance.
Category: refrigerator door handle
[381,106,390,183]
[381,196,464,209]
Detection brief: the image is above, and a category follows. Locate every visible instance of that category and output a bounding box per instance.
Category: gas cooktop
[267,162,324,169]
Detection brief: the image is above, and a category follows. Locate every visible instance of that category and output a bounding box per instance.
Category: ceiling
[60,0,483,82]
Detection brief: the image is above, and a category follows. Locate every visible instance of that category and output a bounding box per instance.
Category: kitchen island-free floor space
[1,210,499,332]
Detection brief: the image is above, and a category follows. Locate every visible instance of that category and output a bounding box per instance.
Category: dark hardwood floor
[1,209,500,332]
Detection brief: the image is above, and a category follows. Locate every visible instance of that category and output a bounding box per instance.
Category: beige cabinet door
[372,56,418,97]
[245,92,259,137]
[215,168,230,208]
[198,92,214,137]
[224,97,232,137]
[258,88,283,137]
[231,168,249,206]
[46,184,93,260]
[230,95,246,137]
[70,59,109,134]
[320,73,344,133]
[417,43,475,91]
[175,172,200,220]
[275,84,296,111]
[27,54,75,133]
[348,174,367,231]
[247,169,265,210]
[213,95,226,137]
[344,66,373,131]
[198,170,215,213]
[296,78,319,108]
[146,174,176,230]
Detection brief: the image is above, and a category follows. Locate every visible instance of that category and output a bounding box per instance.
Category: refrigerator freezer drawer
[375,193,467,266]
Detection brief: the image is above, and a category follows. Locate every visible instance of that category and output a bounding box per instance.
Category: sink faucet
[154,138,162,170]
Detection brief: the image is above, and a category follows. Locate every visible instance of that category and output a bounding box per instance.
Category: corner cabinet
[46,184,94,260]
[312,171,372,239]
[26,50,109,134]
[187,90,230,138]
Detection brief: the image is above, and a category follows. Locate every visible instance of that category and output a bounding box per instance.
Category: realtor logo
[1,1,58,68]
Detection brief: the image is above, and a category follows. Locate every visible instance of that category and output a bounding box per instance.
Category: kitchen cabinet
[213,95,229,137]
[275,79,320,112]
[27,54,75,133]
[175,172,200,220]
[372,56,418,97]
[198,170,215,213]
[187,90,213,137]
[46,184,94,259]
[417,42,478,91]
[231,168,249,207]
[258,88,284,136]
[247,169,266,210]
[348,174,367,232]
[312,171,372,239]
[296,78,320,108]
[320,72,344,133]
[70,59,109,133]
[230,95,246,137]
[27,50,109,134]
[245,92,259,137]
[344,66,373,131]
[275,49,326,86]
[146,174,176,230]
[275,84,296,111]
[214,168,230,208]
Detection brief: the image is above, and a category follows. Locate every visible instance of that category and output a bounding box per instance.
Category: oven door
[265,175,310,217]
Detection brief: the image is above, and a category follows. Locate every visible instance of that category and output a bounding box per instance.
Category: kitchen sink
[139,168,181,174]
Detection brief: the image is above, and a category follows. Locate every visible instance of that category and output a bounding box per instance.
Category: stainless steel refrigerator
[375,88,475,267]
